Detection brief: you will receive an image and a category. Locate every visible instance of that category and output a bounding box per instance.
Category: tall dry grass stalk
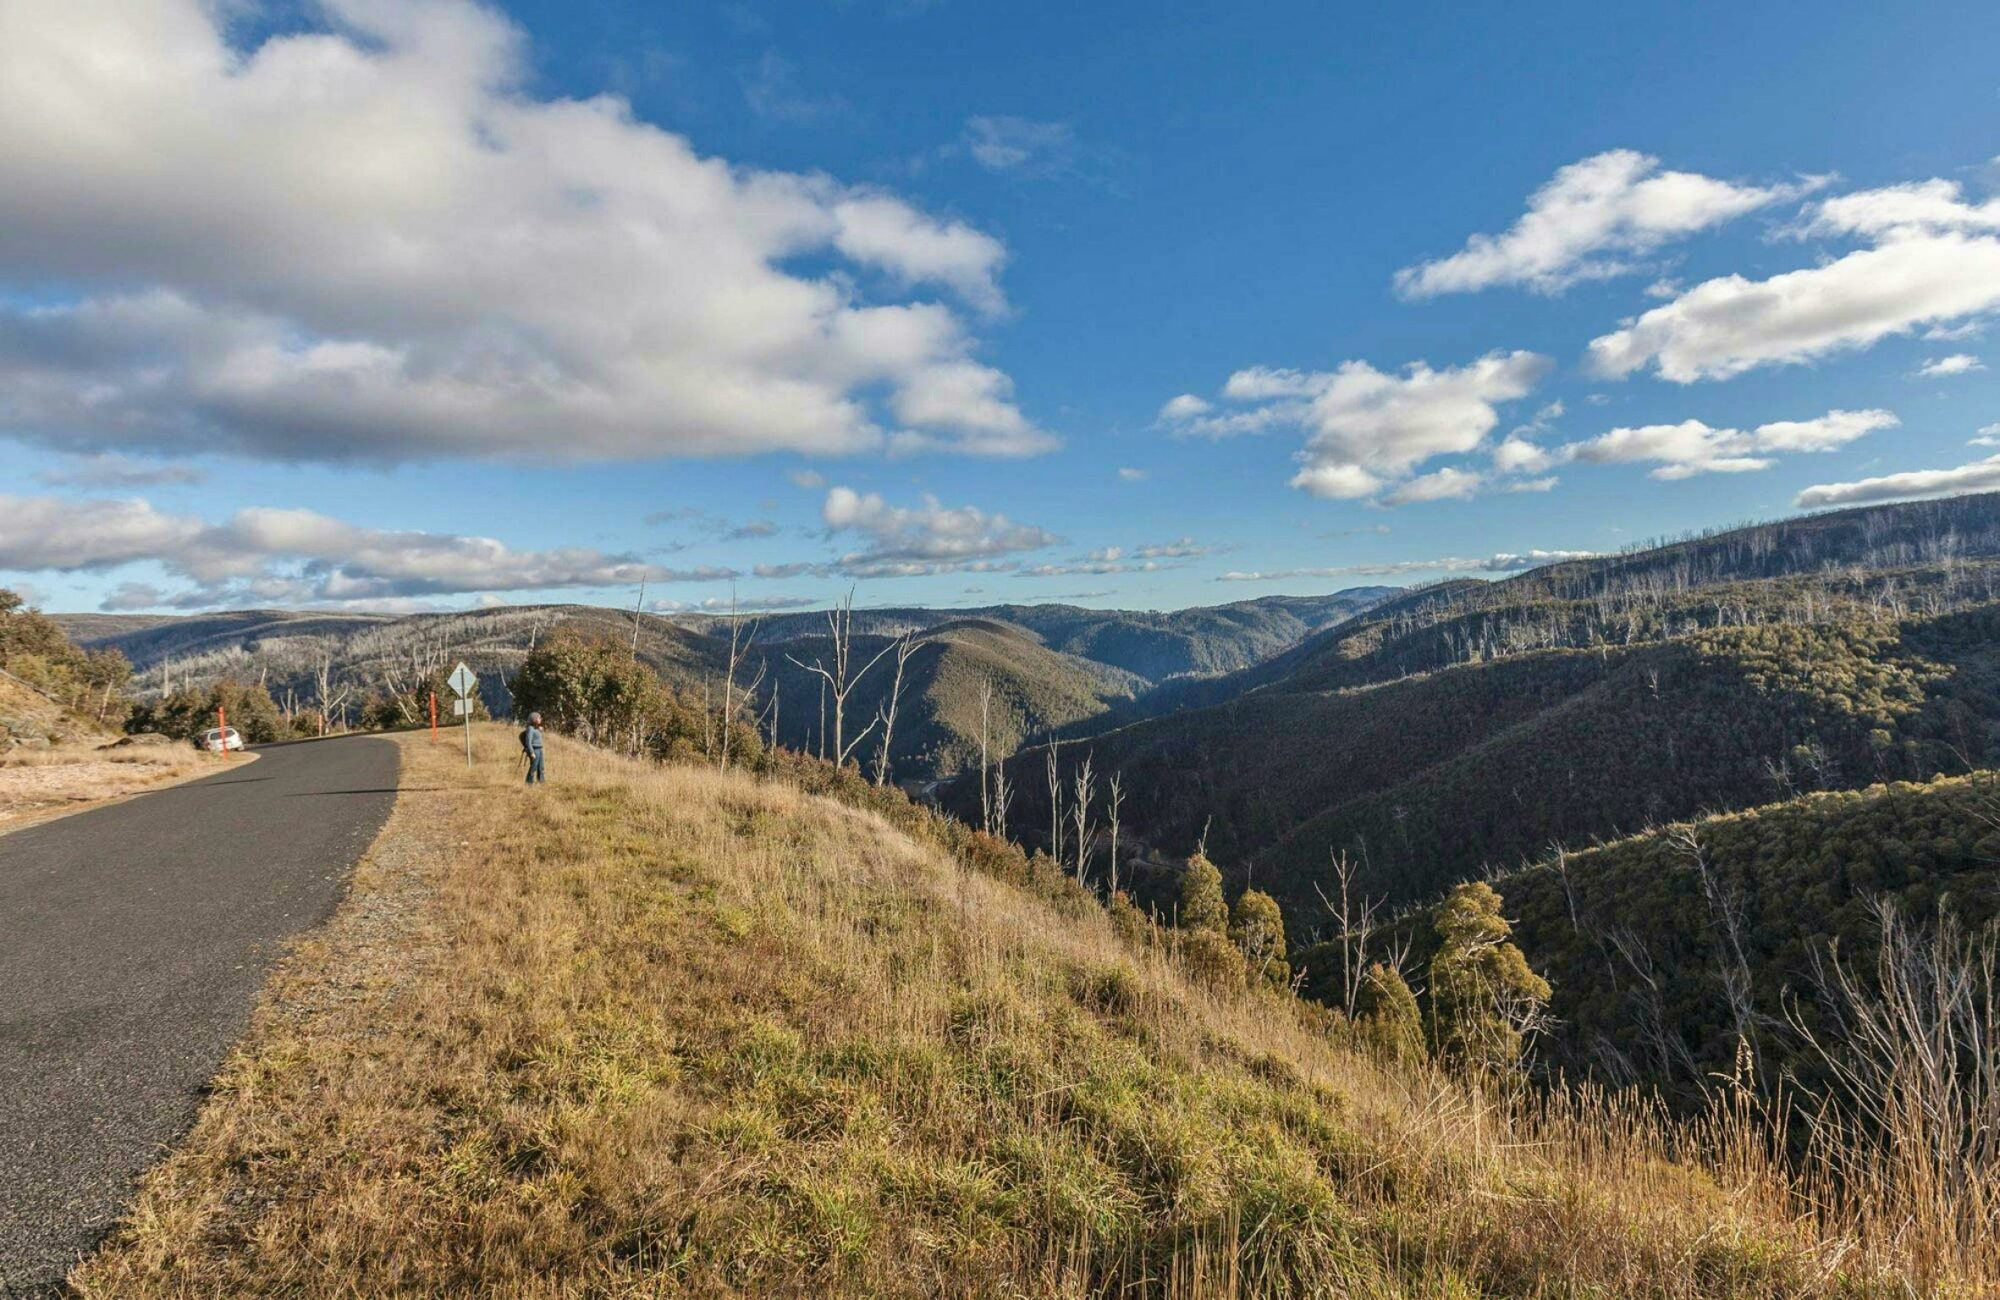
[73,727,1986,1296]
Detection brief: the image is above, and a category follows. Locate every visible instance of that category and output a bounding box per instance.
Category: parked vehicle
[198,727,245,752]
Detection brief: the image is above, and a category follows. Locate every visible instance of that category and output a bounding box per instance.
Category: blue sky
[3,0,1999,614]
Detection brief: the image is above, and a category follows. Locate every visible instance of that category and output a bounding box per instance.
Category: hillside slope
[72,729,1945,1296]
[1493,771,2000,1101]
[985,497,2000,921]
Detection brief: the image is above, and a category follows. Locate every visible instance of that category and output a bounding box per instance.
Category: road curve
[0,735,398,1297]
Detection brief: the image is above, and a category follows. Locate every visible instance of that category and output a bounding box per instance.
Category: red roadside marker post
[429,690,438,742]
[217,704,228,760]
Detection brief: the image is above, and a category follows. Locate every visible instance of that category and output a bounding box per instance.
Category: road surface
[0,736,398,1297]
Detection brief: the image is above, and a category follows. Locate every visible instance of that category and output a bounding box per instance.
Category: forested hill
[1096,494,2000,724]
[1491,771,2000,1102]
[956,493,2000,928]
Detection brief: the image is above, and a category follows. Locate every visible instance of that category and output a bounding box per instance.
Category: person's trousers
[526,752,545,784]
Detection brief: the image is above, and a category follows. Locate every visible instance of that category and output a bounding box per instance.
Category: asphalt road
[0,736,398,1297]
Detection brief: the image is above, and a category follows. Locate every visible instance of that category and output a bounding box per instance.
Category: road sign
[446,662,477,767]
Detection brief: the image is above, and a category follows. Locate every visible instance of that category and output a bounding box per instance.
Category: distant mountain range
[55,590,1392,780]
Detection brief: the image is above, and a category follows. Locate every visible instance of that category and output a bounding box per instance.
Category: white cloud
[1218,549,1594,581]
[1380,466,1484,505]
[1566,421,1771,479]
[1750,408,1900,452]
[1394,150,1819,298]
[0,493,729,608]
[1132,537,1214,559]
[819,485,1058,577]
[960,116,1075,174]
[1589,215,2000,381]
[1800,178,2000,240]
[1970,422,2000,448]
[788,469,828,489]
[1492,436,1556,474]
[653,594,816,614]
[1917,353,1985,378]
[1287,352,1549,498]
[1116,466,1148,482]
[1796,455,2000,509]
[0,0,1048,463]
[1562,408,1896,479]
[1166,351,1549,502]
[1158,393,1212,422]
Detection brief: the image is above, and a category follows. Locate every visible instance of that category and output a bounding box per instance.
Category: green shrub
[1177,853,1227,933]
[1427,882,1550,1076]
[1229,889,1289,989]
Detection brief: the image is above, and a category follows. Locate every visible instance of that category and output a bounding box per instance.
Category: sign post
[447,662,477,768]
[429,690,438,743]
[217,704,227,760]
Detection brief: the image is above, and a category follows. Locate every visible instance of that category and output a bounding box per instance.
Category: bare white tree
[719,592,766,773]
[990,761,1013,846]
[1312,849,1384,1020]
[1792,898,2000,1239]
[978,677,994,834]
[789,589,896,769]
[1045,738,1063,867]
[871,633,925,787]
[1070,752,1097,884]
[1105,770,1124,897]
[312,651,352,738]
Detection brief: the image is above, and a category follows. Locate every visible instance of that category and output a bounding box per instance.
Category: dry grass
[0,741,232,831]
[72,726,1947,1296]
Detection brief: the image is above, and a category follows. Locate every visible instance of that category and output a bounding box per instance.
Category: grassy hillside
[72,729,1976,1295]
[1492,772,2000,1102]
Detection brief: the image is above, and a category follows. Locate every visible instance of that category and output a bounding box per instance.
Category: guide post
[447,662,477,767]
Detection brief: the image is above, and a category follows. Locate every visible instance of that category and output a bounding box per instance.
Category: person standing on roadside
[520,712,546,784]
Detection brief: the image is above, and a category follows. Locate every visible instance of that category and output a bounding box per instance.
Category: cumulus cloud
[1917,353,1985,378]
[1116,466,1149,482]
[1796,456,2000,509]
[1394,150,1819,298]
[0,0,1049,463]
[1379,466,1484,505]
[1590,173,2000,382]
[1218,549,1594,581]
[1800,178,2000,240]
[1970,422,2000,448]
[1161,351,1550,503]
[1562,408,1897,479]
[819,485,1059,577]
[0,493,725,608]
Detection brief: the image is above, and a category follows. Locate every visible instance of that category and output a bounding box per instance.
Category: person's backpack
[519,727,532,755]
